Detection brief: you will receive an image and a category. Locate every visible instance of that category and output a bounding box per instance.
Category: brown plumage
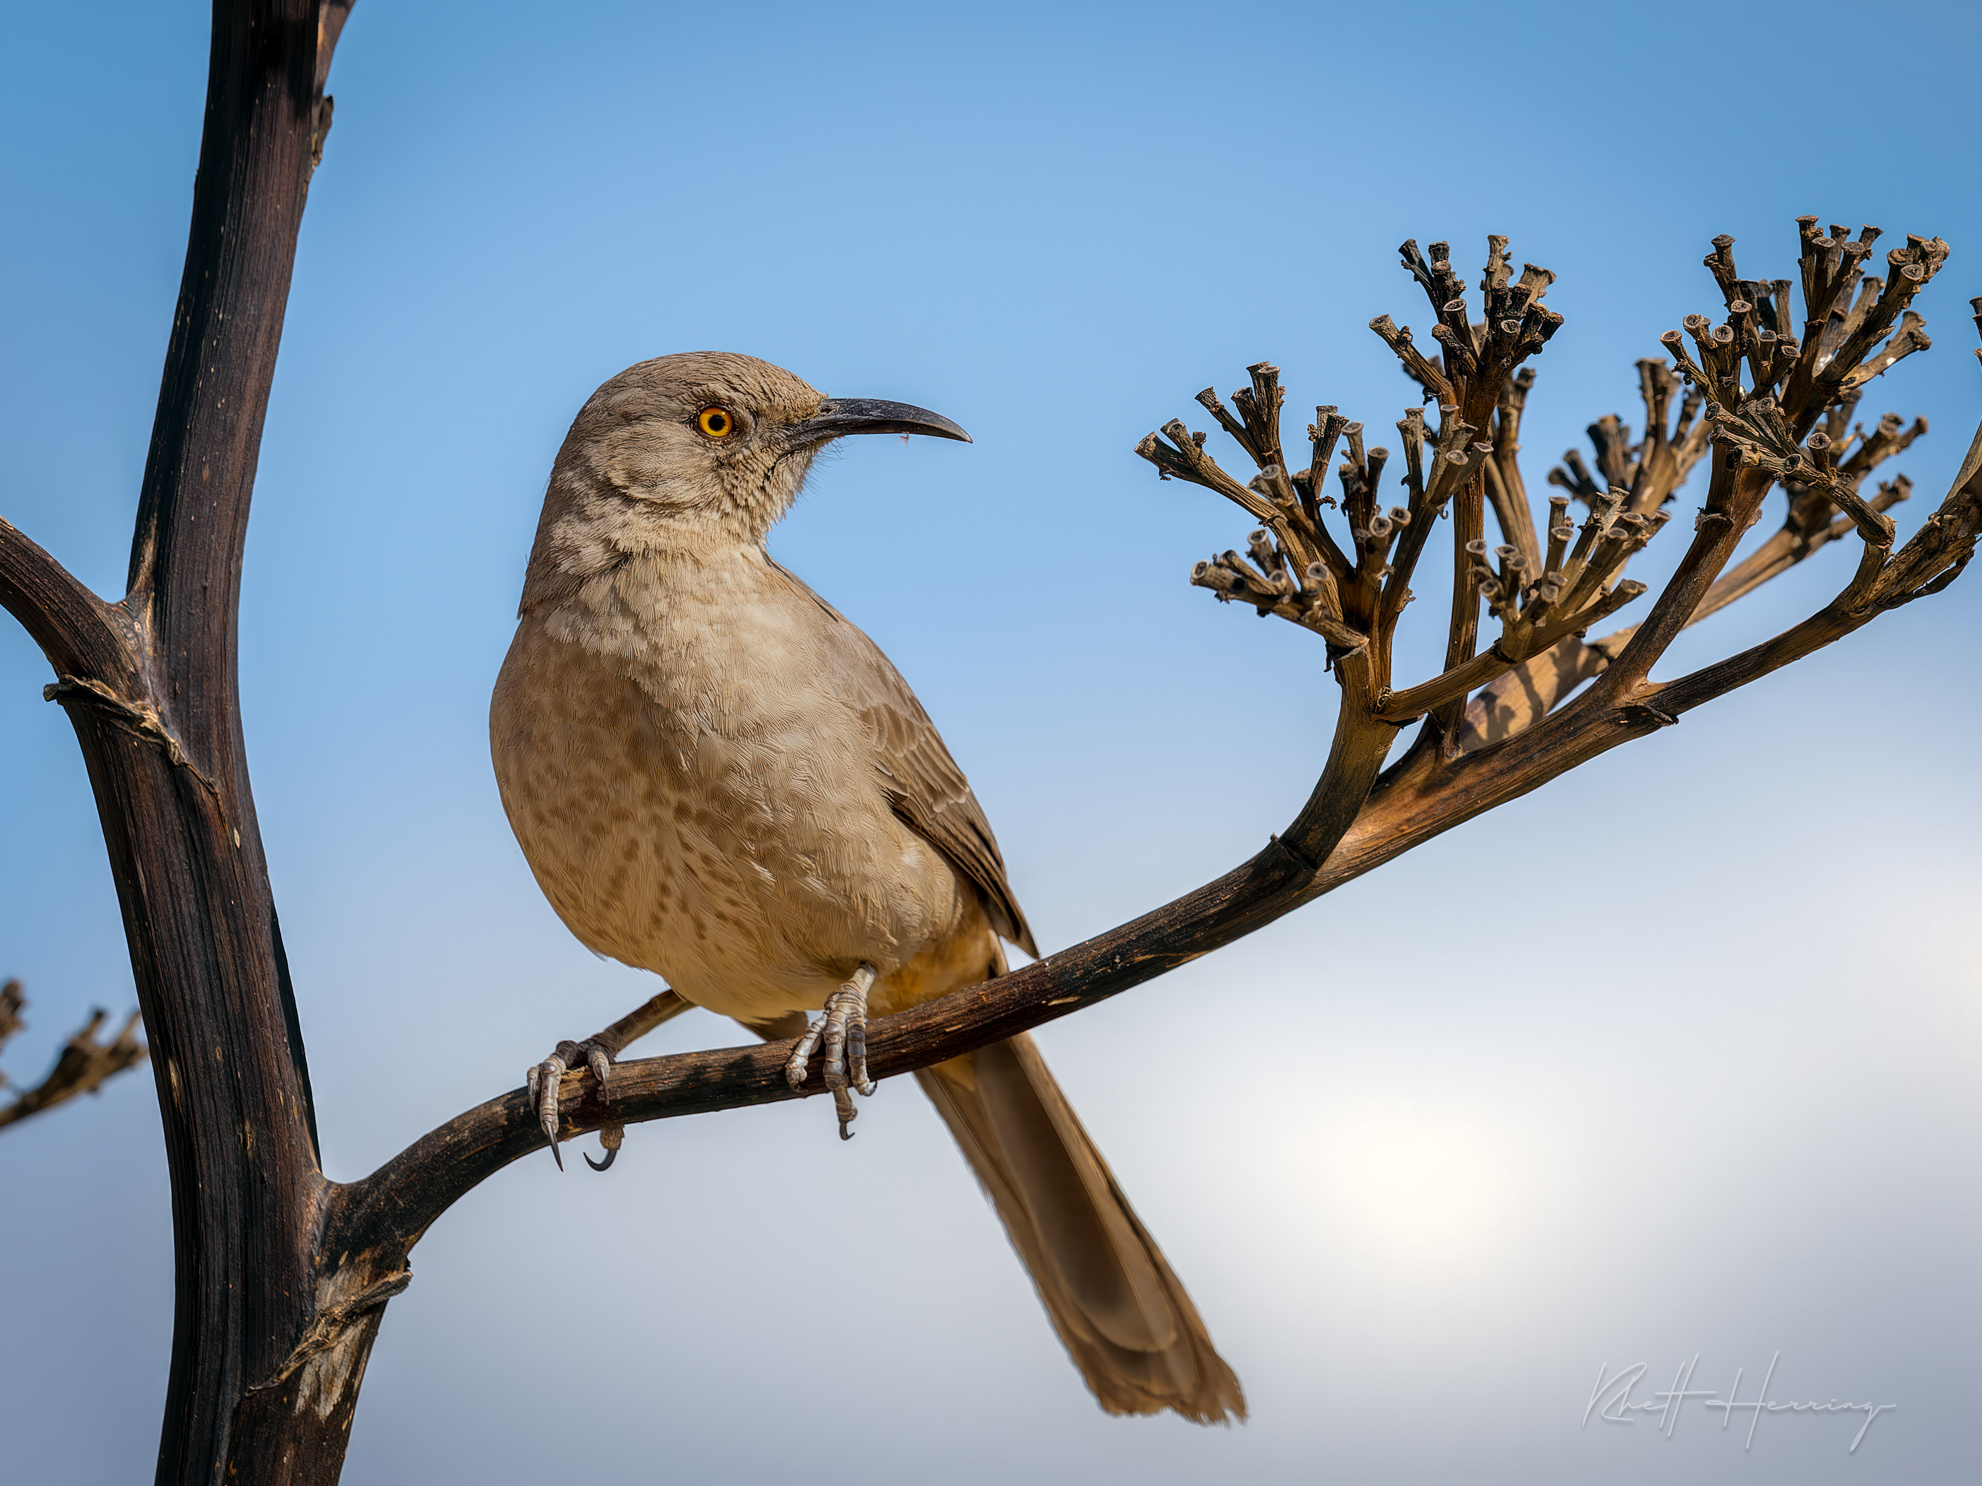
[490,352,1242,1422]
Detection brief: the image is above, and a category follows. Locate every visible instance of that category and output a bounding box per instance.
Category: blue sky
[3,2,1980,1482]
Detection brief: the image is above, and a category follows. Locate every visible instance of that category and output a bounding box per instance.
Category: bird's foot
[784,962,879,1140]
[525,1036,617,1171]
[517,992,695,1171]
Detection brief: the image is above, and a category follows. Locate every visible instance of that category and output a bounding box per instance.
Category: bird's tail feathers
[915,1033,1245,1424]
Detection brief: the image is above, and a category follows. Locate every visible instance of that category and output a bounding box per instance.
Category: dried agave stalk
[1140,219,1978,773]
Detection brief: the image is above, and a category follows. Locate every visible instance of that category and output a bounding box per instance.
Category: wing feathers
[770,556,1038,957]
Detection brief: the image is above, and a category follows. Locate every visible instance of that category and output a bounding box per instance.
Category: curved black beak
[786,397,972,447]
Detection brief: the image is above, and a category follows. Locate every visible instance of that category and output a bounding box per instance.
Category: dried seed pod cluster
[1546,360,1710,519]
[1705,398,1898,544]
[1138,217,1982,758]
[1140,234,1650,724]
[1138,238,1566,674]
[1662,223,1947,419]
[1465,488,1658,637]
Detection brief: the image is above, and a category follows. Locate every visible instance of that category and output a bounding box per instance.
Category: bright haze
[2,2,1978,1483]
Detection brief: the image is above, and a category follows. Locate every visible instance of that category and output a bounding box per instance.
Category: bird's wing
[770,558,1038,957]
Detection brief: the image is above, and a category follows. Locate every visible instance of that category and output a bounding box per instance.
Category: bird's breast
[490,549,971,1021]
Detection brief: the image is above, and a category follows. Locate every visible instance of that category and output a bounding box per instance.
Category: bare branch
[0,980,148,1131]
[1455,635,1615,751]
[1657,456,1981,716]
[586,989,694,1052]
[21,5,357,1479]
[0,519,137,683]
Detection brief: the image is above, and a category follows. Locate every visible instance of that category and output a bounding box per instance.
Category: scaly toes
[847,1014,874,1098]
[528,1053,570,1169]
[786,964,880,1138]
[785,1018,825,1091]
[525,1036,623,1172]
[820,994,852,1091]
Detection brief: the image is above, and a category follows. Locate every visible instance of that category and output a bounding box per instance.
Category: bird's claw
[584,1122,625,1171]
[784,962,879,1139]
[525,1036,619,1171]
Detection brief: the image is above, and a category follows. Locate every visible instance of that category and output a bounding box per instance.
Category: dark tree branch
[0,520,138,684]
[0,4,349,1482]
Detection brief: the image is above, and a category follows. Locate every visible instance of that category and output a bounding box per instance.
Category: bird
[489,351,1243,1423]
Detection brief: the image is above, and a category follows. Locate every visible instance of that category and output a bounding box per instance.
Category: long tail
[915,1033,1245,1423]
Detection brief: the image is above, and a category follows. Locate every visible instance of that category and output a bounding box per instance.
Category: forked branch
[0,522,138,686]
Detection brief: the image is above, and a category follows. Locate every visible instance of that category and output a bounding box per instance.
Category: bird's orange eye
[698,407,734,438]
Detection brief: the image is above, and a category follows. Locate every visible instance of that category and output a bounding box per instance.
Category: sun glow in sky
[1316,1106,1525,1269]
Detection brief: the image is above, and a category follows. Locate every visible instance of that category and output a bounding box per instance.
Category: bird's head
[523,352,969,593]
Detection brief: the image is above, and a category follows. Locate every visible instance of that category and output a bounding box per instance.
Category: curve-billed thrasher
[490,352,1242,1422]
